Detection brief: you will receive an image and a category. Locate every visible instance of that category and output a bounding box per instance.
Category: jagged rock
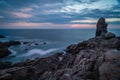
[96,17,107,36]
[104,32,116,39]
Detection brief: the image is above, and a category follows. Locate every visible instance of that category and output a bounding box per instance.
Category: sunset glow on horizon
[0,0,120,29]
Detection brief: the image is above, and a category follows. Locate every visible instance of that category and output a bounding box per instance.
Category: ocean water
[0,28,120,63]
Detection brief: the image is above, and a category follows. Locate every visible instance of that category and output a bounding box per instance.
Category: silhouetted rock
[96,17,107,36]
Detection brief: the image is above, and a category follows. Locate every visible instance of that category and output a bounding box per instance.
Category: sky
[0,0,120,29]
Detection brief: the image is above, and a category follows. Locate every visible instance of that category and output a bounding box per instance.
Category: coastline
[0,18,120,80]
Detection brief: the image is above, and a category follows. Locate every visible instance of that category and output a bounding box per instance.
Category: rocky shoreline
[0,18,120,80]
[0,41,21,58]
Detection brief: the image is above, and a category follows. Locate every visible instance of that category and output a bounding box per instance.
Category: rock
[8,41,21,45]
[99,61,120,80]
[96,17,107,36]
[104,32,116,39]
[0,18,119,80]
[0,41,21,48]
[117,38,120,51]
[58,53,76,69]
[23,42,29,44]
[43,42,47,45]
[0,48,11,58]
[105,50,120,61]
[0,62,12,70]
[0,41,20,58]
[0,35,5,38]
[0,73,12,80]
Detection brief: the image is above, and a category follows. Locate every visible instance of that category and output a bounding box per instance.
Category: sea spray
[19,48,59,57]
[8,48,17,56]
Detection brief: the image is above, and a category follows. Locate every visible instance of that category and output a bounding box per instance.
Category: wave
[20,48,59,57]
[8,48,17,56]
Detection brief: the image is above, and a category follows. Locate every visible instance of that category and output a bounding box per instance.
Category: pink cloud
[0,22,70,28]
[70,24,95,28]
[11,12,32,18]
[0,22,119,29]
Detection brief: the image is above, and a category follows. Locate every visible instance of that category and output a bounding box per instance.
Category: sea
[0,28,120,63]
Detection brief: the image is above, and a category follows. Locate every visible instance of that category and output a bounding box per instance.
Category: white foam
[20,48,59,57]
[8,48,17,56]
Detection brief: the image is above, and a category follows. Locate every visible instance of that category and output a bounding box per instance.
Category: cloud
[71,18,120,24]
[0,22,95,29]
[10,12,33,18]
[60,0,119,14]
[0,16,4,18]
[0,0,120,28]
[0,22,69,28]
[71,19,97,24]
[106,18,120,22]
[20,8,33,12]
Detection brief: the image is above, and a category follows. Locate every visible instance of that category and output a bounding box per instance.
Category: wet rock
[0,41,20,58]
[23,42,29,44]
[43,42,47,45]
[0,41,20,48]
[8,41,21,46]
[0,48,11,58]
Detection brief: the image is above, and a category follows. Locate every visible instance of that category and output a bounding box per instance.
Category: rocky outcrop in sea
[0,18,120,80]
[0,41,21,58]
